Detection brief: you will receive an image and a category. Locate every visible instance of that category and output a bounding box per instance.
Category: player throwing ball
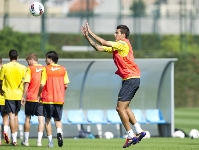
[81,22,146,148]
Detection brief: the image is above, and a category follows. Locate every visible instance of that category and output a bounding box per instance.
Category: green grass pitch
[0,138,199,150]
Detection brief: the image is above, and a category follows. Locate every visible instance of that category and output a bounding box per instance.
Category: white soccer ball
[104,132,114,139]
[143,131,151,139]
[189,129,199,139]
[29,2,44,17]
[173,130,185,138]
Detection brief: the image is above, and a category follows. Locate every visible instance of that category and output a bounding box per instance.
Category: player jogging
[81,22,146,148]
[0,57,9,145]
[38,51,70,148]
[0,49,26,146]
[21,53,44,147]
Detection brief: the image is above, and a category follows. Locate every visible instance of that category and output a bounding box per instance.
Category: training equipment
[3,132,10,144]
[145,131,151,139]
[48,141,54,148]
[137,131,147,141]
[57,133,63,147]
[189,129,199,139]
[29,2,44,17]
[173,130,185,138]
[123,137,138,148]
[104,132,114,139]
[21,141,29,146]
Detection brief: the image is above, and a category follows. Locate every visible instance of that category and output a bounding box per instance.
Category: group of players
[0,50,69,147]
[0,22,146,148]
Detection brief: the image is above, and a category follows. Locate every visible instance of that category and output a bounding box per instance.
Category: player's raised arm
[81,25,104,52]
[85,22,112,47]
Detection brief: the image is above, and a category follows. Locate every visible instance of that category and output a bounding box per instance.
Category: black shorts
[118,78,140,101]
[5,100,21,113]
[0,105,7,115]
[43,104,63,121]
[25,101,43,116]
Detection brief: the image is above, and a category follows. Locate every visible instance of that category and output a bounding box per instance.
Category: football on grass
[189,129,199,139]
[104,132,114,139]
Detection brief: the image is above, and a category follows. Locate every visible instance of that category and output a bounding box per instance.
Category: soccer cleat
[48,141,54,148]
[136,131,146,141]
[11,142,17,146]
[123,136,138,148]
[57,133,63,147]
[37,141,42,146]
[3,132,10,144]
[21,141,29,146]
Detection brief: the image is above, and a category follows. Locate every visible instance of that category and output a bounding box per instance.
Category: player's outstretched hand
[81,25,88,37]
[85,22,91,33]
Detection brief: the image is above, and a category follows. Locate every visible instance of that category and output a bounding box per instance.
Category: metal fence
[1,0,199,52]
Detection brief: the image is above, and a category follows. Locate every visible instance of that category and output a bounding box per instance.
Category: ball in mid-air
[29,2,44,17]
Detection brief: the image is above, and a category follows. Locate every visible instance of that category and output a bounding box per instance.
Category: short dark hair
[46,51,58,63]
[0,57,2,64]
[117,25,130,39]
[9,49,18,60]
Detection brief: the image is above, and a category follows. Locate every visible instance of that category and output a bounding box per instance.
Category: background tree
[130,0,146,17]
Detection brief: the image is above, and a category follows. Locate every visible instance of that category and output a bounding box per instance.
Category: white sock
[48,135,52,142]
[24,132,29,142]
[4,126,9,133]
[127,129,135,138]
[133,123,143,134]
[15,132,18,139]
[57,128,62,134]
[12,133,17,143]
[37,132,43,142]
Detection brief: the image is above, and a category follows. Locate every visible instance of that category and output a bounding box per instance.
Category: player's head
[115,25,130,41]
[46,51,58,65]
[26,53,38,66]
[9,49,18,61]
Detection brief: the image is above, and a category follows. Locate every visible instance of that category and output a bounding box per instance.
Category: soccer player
[38,51,70,148]
[0,49,26,146]
[81,23,146,148]
[21,53,44,147]
[0,57,9,145]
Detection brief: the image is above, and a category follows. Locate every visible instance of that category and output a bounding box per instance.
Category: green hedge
[1,27,199,107]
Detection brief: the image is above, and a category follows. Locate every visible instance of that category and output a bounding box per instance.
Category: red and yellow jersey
[24,64,44,102]
[0,67,5,105]
[0,62,26,100]
[41,64,70,104]
[102,39,140,79]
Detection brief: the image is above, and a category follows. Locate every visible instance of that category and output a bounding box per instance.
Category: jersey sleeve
[102,46,113,53]
[24,67,31,83]
[40,67,47,85]
[111,41,129,57]
[102,40,129,56]
[0,65,5,81]
[110,41,128,51]
[64,71,70,84]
